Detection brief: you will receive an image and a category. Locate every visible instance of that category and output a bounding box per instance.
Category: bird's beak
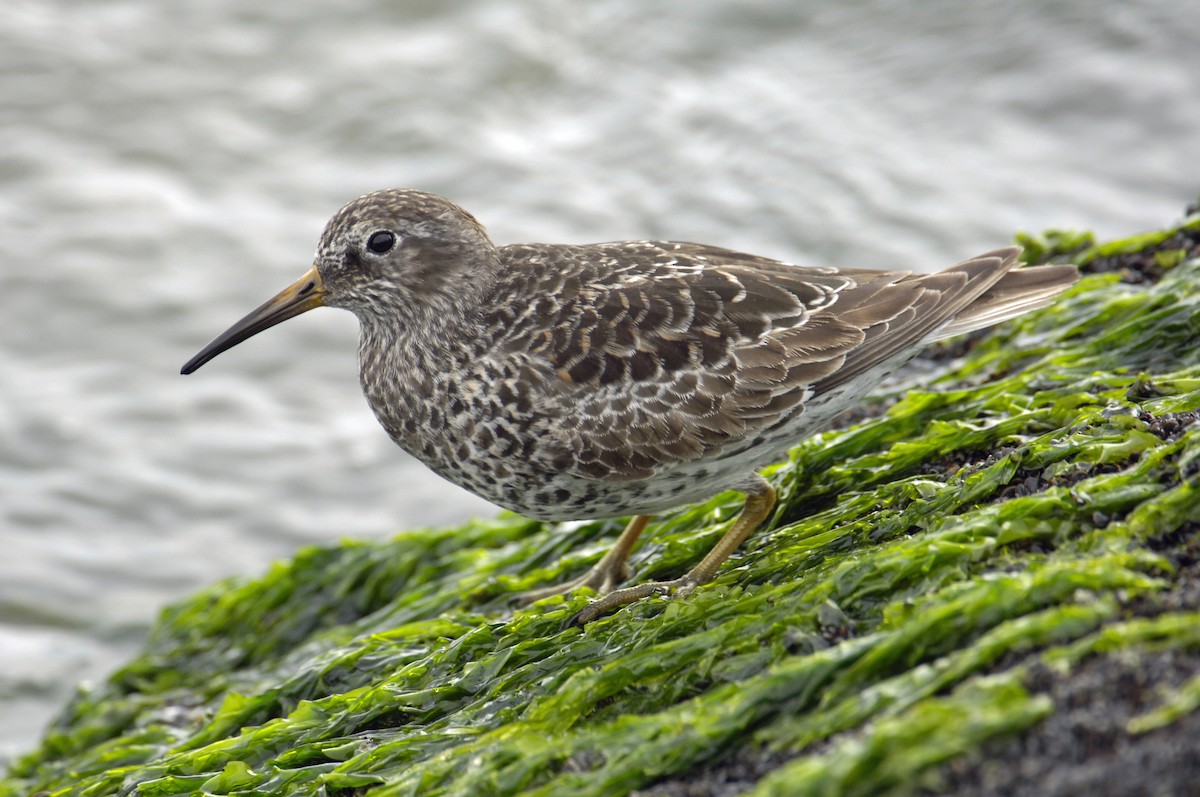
[181,266,327,374]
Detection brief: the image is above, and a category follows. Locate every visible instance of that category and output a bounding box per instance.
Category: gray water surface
[3,0,1198,759]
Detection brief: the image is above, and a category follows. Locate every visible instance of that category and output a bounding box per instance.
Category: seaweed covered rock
[5,210,1200,797]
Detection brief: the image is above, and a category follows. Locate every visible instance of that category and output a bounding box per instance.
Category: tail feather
[810,247,1077,397]
[812,249,1017,391]
[933,261,1078,341]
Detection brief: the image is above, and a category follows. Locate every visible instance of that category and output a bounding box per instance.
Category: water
[2,0,1197,760]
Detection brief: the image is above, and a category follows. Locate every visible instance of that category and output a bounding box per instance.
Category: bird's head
[181,189,497,374]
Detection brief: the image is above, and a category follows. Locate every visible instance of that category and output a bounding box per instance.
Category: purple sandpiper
[182,189,1077,624]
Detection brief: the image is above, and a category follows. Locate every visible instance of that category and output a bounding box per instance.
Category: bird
[182,189,1077,625]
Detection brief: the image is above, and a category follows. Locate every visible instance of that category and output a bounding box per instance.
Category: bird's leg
[569,474,776,626]
[516,514,652,603]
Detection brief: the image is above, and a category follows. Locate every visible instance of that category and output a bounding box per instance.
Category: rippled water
[2,0,1197,759]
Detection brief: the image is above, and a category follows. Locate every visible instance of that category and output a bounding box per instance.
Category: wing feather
[484,241,1070,482]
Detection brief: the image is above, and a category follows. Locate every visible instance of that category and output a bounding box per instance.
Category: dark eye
[366,231,396,254]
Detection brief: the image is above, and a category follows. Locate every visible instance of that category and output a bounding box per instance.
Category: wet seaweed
[5,206,1200,797]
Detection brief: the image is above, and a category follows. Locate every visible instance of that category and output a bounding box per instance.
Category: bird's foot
[514,515,651,605]
[567,576,698,627]
[514,559,633,604]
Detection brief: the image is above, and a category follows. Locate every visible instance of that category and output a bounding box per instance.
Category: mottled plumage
[183,189,1078,623]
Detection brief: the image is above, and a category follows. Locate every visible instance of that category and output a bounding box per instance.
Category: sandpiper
[182,189,1076,624]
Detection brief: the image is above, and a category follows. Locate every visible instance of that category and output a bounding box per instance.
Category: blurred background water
[2,0,1198,760]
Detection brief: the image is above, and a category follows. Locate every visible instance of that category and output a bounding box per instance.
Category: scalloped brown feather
[486,242,1074,485]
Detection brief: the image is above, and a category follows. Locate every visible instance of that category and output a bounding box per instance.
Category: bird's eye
[366,231,396,254]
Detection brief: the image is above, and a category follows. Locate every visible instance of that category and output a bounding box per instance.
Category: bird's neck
[351,261,501,449]
[354,300,481,439]
[356,299,477,374]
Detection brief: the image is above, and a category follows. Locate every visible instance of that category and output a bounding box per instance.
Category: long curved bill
[181,266,326,375]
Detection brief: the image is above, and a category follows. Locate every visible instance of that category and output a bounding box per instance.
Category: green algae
[749,674,1054,797]
[5,218,1200,796]
[1126,670,1200,734]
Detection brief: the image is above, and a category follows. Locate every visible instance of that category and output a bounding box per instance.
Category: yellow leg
[570,474,777,626]
[516,514,652,604]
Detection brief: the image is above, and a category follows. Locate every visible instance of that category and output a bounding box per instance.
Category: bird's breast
[356,331,563,507]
